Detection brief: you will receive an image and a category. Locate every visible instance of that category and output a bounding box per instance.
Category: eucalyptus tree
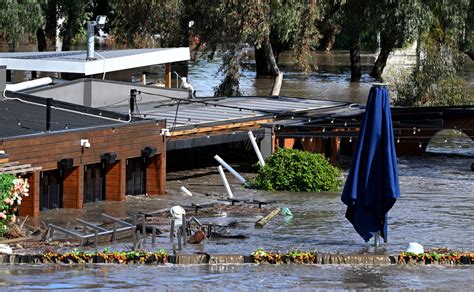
[0,0,45,51]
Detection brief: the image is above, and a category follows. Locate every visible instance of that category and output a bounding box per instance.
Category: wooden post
[151,227,156,246]
[165,63,172,88]
[112,223,117,242]
[141,214,146,241]
[255,208,281,228]
[181,214,187,245]
[94,230,98,248]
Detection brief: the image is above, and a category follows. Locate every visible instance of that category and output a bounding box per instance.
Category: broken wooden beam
[255,208,281,228]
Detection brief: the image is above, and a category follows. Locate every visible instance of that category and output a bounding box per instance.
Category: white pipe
[248,131,265,167]
[180,186,193,197]
[214,155,248,186]
[5,77,53,92]
[218,165,234,198]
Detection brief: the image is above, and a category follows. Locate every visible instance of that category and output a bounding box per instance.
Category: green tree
[393,0,472,106]
[0,0,45,52]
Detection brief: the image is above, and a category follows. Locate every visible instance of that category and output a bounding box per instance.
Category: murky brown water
[1,43,473,289]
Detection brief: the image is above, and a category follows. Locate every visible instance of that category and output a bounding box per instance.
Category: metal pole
[248,131,265,167]
[374,231,380,247]
[86,21,96,60]
[170,219,175,242]
[214,155,248,186]
[218,165,234,198]
[46,98,52,132]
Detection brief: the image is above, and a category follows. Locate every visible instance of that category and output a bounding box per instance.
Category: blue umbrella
[341,84,400,243]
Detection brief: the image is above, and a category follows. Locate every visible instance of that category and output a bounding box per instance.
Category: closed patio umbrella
[341,84,400,243]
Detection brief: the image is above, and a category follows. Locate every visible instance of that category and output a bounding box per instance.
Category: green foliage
[252,148,341,192]
[0,173,16,236]
[393,9,473,107]
[0,0,45,51]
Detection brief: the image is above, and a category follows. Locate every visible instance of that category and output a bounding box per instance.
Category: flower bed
[251,248,474,265]
[0,174,29,237]
[41,250,169,264]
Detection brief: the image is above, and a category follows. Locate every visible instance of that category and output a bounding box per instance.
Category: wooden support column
[105,161,122,201]
[19,171,40,217]
[165,63,172,88]
[146,153,166,195]
[63,166,83,209]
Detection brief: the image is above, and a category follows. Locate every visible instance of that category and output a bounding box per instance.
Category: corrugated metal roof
[104,96,349,129]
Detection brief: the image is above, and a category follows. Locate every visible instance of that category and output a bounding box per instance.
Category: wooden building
[0,93,166,217]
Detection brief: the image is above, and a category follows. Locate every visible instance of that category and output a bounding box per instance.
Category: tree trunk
[370,48,391,80]
[370,34,394,80]
[36,28,48,51]
[44,0,57,41]
[466,50,474,60]
[61,7,80,51]
[255,35,280,77]
[350,43,362,82]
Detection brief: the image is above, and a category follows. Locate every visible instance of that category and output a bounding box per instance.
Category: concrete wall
[25,78,190,108]
[27,81,86,105]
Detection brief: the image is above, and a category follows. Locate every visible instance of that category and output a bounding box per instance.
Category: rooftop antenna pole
[46,98,52,131]
[86,15,107,61]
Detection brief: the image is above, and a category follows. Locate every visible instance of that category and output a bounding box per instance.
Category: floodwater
[1,43,474,289]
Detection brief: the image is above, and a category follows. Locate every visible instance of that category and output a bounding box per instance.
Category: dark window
[84,163,105,203]
[40,170,63,211]
[126,157,146,195]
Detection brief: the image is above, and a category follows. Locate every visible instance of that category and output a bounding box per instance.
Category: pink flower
[10,215,16,223]
[4,197,13,205]
[0,212,6,220]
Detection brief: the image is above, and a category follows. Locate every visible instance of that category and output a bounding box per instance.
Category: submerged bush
[252,148,341,192]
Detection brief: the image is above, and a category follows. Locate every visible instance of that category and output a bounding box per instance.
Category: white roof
[0,47,190,75]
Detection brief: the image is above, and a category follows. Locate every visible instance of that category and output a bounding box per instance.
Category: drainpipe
[86,21,96,60]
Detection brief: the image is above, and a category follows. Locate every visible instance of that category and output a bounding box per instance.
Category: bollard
[152,227,156,246]
[218,165,234,198]
[112,223,117,243]
[248,131,265,167]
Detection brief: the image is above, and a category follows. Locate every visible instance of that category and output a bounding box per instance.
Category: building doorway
[126,157,146,195]
[40,170,63,211]
[84,163,105,203]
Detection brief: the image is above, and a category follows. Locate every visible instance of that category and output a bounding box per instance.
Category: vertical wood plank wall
[3,121,166,217]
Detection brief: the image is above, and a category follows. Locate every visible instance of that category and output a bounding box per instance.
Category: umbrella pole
[374,231,381,247]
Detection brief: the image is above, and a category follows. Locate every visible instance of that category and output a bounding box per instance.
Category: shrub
[252,148,342,192]
[0,173,29,236]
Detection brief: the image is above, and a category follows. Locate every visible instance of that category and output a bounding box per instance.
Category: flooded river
[1,45,473,289]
